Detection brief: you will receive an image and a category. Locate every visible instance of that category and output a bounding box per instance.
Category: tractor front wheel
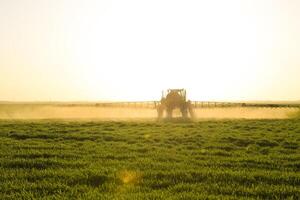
[166,108,173,119]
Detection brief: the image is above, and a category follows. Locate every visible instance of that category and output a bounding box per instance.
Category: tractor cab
[162,89,186,101]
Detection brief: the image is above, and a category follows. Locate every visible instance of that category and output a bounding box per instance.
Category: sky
[0,0,300,101]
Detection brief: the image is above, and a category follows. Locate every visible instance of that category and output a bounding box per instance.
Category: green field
[0,119,299,199]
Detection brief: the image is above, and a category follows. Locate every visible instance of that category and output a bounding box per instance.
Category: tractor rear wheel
[181,107,188,118]
[157,105,164,119]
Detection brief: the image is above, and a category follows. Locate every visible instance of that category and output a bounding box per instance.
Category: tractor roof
[167,89,185,92]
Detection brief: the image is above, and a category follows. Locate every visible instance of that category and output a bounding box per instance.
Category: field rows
[0,120,299,199]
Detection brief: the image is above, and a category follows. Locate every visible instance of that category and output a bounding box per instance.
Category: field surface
[0,119,300,199]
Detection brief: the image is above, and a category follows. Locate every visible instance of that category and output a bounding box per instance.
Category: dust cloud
[0,104,298,120]
[0,105,154,120]
[194,108,297,119]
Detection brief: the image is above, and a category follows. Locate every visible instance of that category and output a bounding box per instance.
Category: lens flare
[119,170,141,185]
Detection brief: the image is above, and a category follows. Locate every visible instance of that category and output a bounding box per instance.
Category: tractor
[157,89,195,119]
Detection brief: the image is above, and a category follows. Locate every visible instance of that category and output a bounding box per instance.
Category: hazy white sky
[1,0,300,101]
